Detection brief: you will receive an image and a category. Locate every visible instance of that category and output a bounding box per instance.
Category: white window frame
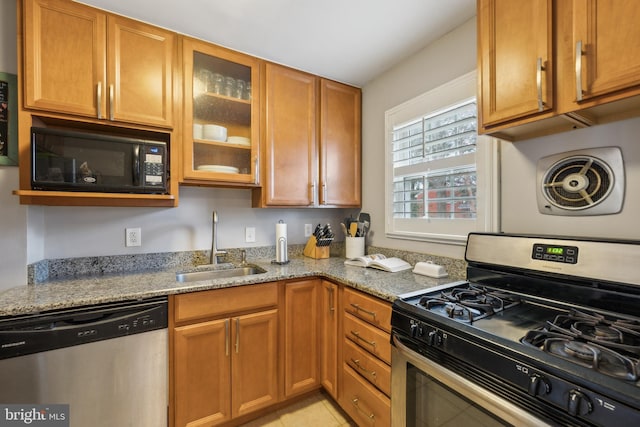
[384,71,501,245]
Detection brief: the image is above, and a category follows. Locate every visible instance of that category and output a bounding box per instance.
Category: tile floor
[238,391,356,427]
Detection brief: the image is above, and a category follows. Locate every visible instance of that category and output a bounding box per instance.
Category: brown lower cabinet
[339,288,392,426]
[171,283,279,427]
[169,279,391,427]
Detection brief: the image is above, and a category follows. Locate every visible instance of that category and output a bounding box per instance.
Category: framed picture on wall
[0,72,18,166]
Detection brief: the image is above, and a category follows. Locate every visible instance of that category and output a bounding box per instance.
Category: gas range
[392,233,640,426]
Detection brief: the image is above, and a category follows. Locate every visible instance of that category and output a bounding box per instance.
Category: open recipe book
[344,254,412,273]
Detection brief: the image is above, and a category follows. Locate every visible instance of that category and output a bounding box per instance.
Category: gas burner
[522,331,640,381]
[417,284,522,324]
[564,340,600,360]
[523,308,640,381]
[418,297,484,322]
[571,322,623,342]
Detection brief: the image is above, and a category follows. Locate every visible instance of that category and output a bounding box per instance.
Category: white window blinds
[384,72,500,244]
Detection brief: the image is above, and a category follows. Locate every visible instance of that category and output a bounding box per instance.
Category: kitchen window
[384,71,500,244]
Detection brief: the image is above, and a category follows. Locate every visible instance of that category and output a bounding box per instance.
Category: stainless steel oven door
[392,335,550,427]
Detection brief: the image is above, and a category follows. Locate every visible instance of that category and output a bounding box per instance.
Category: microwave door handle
[132,145,141,187]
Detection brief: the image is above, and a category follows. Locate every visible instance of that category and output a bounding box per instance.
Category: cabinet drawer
[174,282,278,323]
[344,313,391,365]
[344,288,391,333]
[343,339,391,397]
[340,364,390,427]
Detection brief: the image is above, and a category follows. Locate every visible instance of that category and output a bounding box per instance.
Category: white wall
[360,18,477,259]
[37,186,348,259]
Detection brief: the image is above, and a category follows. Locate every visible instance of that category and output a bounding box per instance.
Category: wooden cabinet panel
[254,67,361,208]
[479,0,640,139]
[343,288,392,333]
[319,79,361,206]
[23,0,174,128]
[340,364,390,427]
[478,0,553,129]
[232,309,279,418]
[174,319,231,427]
[24,0,106,117]
[171,286,280,427]
[572,0,640,102]
[344,313,391,365]
[107,15,174,127]
[343,339,391,397]
[181,37,261,186]
[260,63,317,206]
[173,283,278,324]
[284,279,319,397]
[319,280,339,398]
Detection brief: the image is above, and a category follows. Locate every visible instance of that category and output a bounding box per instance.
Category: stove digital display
[532,243,578,264]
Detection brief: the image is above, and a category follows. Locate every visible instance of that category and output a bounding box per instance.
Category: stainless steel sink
[176,265,266,283]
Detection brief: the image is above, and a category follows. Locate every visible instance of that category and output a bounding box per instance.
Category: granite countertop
[0,256,464,317]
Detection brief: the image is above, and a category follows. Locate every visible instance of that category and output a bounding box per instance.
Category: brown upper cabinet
[23,0,175,128]
[478,0,553,128]
[253,63,361,207]
[478,0,640,140]
[180,37,261,187]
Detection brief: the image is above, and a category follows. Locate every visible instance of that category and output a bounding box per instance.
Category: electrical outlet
[304,223,313,237]
[245,227,256,243]
[125,228,141,247]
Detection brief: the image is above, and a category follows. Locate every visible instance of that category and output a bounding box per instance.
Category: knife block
[303,236,330,259]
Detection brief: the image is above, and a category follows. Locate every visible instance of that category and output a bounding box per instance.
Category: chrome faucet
[210,211,227,264]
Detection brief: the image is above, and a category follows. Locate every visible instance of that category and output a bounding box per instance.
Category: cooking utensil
[349,222,358,237]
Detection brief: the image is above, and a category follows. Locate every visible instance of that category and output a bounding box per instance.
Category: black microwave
[31,127,168,194]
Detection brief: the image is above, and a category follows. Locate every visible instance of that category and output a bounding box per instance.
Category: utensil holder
[345,236,365,259]
[303,236,330,259]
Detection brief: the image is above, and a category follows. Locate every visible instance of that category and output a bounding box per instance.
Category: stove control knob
[527,374,551,396]
[410,323,419,338]
[427,330,442,347]
[567,390,593,416]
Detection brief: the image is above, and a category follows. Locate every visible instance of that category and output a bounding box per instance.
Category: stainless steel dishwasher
[0,296,168,427]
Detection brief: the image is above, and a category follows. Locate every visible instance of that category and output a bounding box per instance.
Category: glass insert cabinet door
[182,38,260,185]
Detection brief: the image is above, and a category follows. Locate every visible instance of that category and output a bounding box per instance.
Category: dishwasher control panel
[0,297,167,359]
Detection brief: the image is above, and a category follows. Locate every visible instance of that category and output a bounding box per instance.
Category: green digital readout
[546,247,564,255]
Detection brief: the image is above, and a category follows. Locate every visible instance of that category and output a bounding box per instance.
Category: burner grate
[417,284,521,323]
[522,309,640,381]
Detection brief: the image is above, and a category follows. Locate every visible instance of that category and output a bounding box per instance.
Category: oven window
[407,363,511,427]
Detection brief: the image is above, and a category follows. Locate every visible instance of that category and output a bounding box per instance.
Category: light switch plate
[245,227,256,243]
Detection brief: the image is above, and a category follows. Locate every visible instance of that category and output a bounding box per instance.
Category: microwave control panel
[143,144,166,188]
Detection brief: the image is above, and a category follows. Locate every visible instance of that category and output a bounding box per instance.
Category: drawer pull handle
[350,303,377,320]
[351,397,375,421]
[350,358,377,379]
[351,330,376,348]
